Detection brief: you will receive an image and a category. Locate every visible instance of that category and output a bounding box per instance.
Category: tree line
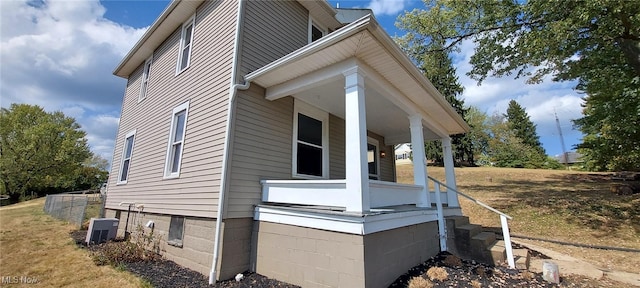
[397,0,639,172]
[0,104,109,203]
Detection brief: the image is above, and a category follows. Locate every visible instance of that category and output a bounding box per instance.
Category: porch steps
[447,216,530,270]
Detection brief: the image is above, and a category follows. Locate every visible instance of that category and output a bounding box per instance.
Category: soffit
[245,16,469,137]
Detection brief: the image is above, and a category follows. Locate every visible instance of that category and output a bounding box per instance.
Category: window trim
[292,100,329,179]
[167,215,185,247]
[308,17,327,43]
[176,15,195,75]
[139,56,153,103]
[117,129,136,185]
[164,101,190,179]
[367,137,380,180]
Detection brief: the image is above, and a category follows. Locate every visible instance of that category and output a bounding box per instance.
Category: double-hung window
[164,101,190,178]
[118,130,136,184]
[139,56,152,102]
[293,100,328,179]
[176,15,195,74]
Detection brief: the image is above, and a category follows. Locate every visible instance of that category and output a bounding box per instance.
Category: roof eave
[113,0,203,78]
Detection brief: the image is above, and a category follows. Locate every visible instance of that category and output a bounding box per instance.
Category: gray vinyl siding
[329,115,346,179]
[239,0,308,76]
[106,0,239,218]
[225,85,294,218]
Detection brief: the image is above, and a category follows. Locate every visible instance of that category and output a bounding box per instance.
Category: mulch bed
[388,252,590,287]
[71,230,599,287]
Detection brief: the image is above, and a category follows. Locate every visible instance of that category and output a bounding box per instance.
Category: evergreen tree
[396,38,473,165]
[504,100,545,154]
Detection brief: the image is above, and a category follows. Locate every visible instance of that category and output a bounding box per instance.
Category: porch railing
[428,176,515,269]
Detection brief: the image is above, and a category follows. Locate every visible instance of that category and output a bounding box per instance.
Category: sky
[0,0,584,167]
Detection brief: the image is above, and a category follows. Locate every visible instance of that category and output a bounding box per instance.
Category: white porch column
[343,67,369,213]
[409,115,430,207]
[442,137,460,207]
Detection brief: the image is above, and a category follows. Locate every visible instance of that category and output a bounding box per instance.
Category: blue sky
[1,0,583,166]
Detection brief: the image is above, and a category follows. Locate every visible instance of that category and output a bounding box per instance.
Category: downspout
[209,0,249,284]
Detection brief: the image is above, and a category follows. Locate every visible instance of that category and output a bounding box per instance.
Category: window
[293,100,329,179]
[176,15,195,74]
[118,130,136,184]
[164,101,190,178]
[308,17,326,43]
[368,137,380,180]
[168,216,185,247]
[139,56,152,102]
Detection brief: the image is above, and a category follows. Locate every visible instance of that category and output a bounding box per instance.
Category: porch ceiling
[245,15,470,144]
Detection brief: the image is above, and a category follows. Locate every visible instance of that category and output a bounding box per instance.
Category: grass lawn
[397,165,640,274]
[0,197,146,288]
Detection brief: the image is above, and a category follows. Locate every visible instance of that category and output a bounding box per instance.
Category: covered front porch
[245,15,469,234]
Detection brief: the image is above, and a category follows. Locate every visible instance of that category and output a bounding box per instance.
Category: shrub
[443,254,462,267]
[90,224,161,266]
[408,276,433,288]
[426,266,449,282]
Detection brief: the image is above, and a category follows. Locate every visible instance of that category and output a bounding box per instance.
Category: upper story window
[139,56,152,102]
[176,15,195,74]
[308,17,327,43]
[164,101,190,178]
[293,100,329,179]
[118,130,136,184]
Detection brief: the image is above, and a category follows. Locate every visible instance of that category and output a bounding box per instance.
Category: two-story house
[106,0,482,287]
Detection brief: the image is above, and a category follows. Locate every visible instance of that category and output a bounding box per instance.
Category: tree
[482,113,558,169]
[504,100,545,154]
[395,38,474,165]
[397,0,640,171]
[0,104,92,201]
[464,106,490,163]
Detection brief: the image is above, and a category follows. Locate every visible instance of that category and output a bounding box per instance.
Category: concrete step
[513,248,530,270]
[455,224,482,239]
[487,240,507,265]
[472,232,496,247]
[447,215,470,227]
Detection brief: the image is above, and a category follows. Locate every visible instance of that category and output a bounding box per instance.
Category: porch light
[380,151,386,158]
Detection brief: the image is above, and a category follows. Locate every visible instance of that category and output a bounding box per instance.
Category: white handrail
[428,175,516,269]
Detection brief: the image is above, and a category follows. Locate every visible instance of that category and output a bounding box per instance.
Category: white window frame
[367,137,380,180]
[139,56,153,102]
[292,100,329,179]
[308,17,327,43]
[176,15,195,75]
[164,101,190,179]
[117,130,136,184]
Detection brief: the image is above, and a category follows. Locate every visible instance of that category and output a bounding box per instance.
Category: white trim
[367,136,380,180]
[164,101,190,179]
[139,56,153,103]
[176,14,195,75]
[308,16,327,43]
[292,99,329,179]
[254,206,440,235]
[117,129,136,185]
[409,115,430,207]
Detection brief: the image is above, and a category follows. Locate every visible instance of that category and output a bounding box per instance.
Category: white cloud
[367,0,412,16]
[451,39,584,155]
[0,0,146,165]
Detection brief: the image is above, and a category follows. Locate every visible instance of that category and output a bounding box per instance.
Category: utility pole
[555,110,569,169]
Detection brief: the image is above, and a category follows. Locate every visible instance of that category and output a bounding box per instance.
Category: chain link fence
[43,191,102,227]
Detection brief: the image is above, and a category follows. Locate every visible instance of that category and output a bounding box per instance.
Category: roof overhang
[113,0,203,78]
[245,15,470,141]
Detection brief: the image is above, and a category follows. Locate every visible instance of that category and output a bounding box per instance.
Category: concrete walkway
[516,240,640,287]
